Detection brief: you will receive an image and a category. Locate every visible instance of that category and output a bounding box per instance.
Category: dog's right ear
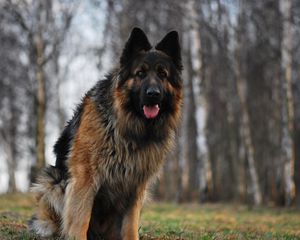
[120,28,152,67]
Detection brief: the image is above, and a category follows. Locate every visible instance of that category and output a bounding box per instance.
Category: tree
[0,7,29,192]
[234,1,263,206]
[4,0,75,180]
[279,0,295,205]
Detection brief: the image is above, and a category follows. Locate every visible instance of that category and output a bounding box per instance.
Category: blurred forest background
[0,0,300,208]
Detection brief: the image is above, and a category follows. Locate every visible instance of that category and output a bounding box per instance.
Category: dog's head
[114,28,183,143]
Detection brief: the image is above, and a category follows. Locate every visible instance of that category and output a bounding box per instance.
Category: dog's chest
[102,143,163,188]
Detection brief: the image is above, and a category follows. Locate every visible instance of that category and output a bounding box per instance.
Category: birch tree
[186,0,212,201]
[234,3,262,205]
[279,0,295,206]
[0,9,29,192]
[4,0,75,180]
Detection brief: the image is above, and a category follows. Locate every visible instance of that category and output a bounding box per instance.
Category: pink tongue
[143,104,160,119]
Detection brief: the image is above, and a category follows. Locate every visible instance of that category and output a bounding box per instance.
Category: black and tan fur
[29,28,183,240]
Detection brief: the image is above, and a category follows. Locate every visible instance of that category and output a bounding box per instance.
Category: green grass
[0,194,300,239]
[140,203,300,239]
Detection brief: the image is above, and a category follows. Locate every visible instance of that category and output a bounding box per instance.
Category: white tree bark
[186,0,211,198]
[280,0,295,205]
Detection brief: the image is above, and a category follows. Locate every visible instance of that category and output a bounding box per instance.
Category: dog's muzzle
[142,85,162,119]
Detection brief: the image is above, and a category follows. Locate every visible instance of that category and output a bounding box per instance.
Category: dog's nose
[146,86,161,97]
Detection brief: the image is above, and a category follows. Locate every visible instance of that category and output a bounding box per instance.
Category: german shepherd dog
[29,28,183,240]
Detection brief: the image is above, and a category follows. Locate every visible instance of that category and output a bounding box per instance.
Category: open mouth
[143,104,160,119]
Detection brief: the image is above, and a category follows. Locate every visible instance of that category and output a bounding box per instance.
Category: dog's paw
[28,215,57,237]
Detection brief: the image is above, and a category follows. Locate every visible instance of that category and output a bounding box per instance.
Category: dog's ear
[120,27,152,66]
[155,31,182,70]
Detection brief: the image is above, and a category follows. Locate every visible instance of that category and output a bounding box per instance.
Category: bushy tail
[28,166,66,238]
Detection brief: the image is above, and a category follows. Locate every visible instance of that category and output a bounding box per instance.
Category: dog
[29,27,183,240]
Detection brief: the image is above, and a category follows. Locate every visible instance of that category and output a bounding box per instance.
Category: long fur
[29,28,183,240]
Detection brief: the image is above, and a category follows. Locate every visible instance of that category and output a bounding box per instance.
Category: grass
[0,194,300,239]
[140,203,300,239]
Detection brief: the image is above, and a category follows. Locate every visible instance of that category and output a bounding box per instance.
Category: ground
[0,194,299,239]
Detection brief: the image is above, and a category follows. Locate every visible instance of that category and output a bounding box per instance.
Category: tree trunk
[295,118,300,206]
[7,146,17,193]
[32,32,46,180]
[239,106,262,206]
[280,0,295,206]
[294,63,300,206]
[187,0,211,202]
[6,88,18,193]
[181,48,199,201]
[179,31,199,201]
[2,132,17,193]
[235,5,262,205]
[235,64,262,205]
[187,55,200,200]
[179,58,190,202]
[52,37,67,130]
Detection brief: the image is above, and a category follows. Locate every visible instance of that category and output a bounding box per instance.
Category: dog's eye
[158,71,167,79]
[136,70,146,79]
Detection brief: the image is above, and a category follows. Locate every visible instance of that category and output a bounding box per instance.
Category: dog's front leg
[121,184,146,240]
[62,178,97,240]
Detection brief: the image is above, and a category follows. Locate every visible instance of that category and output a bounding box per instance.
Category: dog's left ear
[120,27,152,67]
[155,31,182,70]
